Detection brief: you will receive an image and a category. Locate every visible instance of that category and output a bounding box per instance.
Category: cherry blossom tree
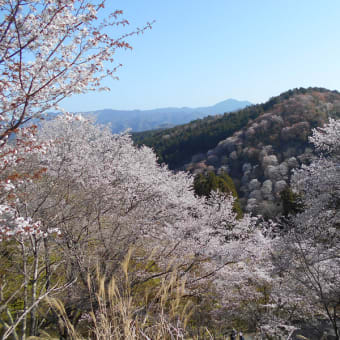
[0,0,152,140]
[35,114,257,273]
[0,1,152,338]
[0,0,153,247]
[275,118,340,339]
[0,126,65,339]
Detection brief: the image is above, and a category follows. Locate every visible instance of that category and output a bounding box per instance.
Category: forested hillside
[134,87,340,217]
[133,105,263,169]
[133,87,340,170]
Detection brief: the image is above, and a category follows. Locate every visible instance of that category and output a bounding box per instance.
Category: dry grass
[46,249,197,339]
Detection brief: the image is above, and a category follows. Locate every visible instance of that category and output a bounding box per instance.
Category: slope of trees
[177,87,340,218]
[133,87,340,170]
[133,105,264,169]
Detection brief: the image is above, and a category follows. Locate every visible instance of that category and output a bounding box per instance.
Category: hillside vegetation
[134,87,340,217]
[133,104,263,169]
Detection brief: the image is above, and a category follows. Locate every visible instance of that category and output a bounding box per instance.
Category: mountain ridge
[82,98,252,133]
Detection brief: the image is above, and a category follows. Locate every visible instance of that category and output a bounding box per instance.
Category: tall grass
[46,250,197,339]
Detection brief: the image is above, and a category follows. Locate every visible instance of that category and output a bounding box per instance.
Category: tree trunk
[20,242,27,340]
[29,236,39,336]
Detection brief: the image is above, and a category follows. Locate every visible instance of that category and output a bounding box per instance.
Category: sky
[62,0,340,112]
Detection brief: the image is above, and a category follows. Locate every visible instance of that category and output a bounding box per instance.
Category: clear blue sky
[62,0,340,111]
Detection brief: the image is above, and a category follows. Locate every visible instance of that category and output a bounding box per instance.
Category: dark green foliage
[280,187,304,216]
[193,171,243,218]
[193,172,236,198]
[194,172,219,197]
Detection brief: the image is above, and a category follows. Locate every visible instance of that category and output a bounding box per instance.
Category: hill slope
[133,103,263,169]
[134,87,340,217]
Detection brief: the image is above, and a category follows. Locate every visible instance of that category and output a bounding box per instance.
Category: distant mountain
[82,99,251,133]
[133,87,340,217]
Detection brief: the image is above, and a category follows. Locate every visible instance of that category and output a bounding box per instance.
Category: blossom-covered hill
[134,87,340,217]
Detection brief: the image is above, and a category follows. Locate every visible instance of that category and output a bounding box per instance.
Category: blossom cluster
[0,126,54,241]
[0,205,60,241]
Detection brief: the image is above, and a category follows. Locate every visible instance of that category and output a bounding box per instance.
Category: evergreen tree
[193,171,243,217]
